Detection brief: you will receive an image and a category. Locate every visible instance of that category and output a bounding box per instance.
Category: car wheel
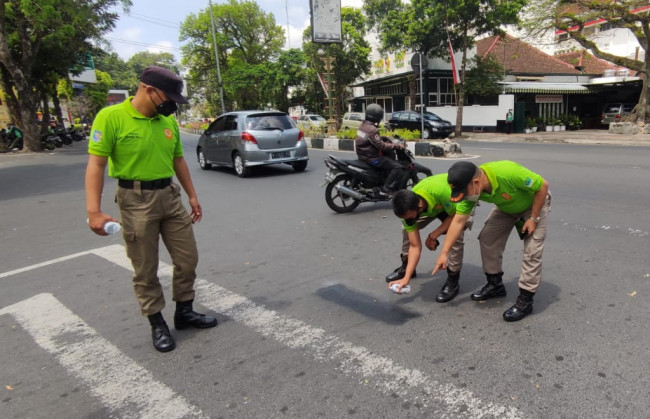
[232,152,251,178]
[292,160,308,172]
[197,148,212,170]
[422,128,432,139]
[325,174,360,213]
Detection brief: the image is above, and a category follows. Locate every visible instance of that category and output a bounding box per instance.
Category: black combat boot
[148,312,176,353]
[174,299,218,330]
[385,254,416,282]
[503,289,534,322]
[436,269,460,303]
[471,272,507,301]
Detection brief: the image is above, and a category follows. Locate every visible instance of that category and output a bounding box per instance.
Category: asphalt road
[1,136,649,418]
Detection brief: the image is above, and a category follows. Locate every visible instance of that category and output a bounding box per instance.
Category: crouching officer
[387,174,471,301]
[433,161,550,322]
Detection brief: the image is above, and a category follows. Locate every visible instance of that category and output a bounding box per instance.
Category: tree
[464,55,504,98]
[302,7,371,122]
[524,0,650,123]
[0,0,131,151]
[365,0,526,137]
[262,49,309,112]
[94,52,139,93]
[179,0,285,114]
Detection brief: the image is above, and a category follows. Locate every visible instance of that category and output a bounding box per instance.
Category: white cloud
[147,40,175,55]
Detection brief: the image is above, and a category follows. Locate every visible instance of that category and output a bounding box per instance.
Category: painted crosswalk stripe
[1,245,522,418]
[0,293,205,419]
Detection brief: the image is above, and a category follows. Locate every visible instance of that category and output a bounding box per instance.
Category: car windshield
[247,114,294,130]
[423,112,442,121]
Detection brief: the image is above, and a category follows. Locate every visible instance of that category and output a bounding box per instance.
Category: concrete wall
[427,94,515,127]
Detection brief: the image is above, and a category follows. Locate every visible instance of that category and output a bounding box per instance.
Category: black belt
[118,178,172,190]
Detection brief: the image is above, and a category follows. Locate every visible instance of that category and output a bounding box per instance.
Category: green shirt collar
[122,96,161,120]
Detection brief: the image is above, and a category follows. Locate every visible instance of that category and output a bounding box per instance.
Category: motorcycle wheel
[406,169,431,189]
[325,174,360,213]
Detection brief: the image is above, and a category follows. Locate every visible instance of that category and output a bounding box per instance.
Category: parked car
[196,111,308,177]
[340,112,364,130]
[386,110,453,139]
[297,114,327,132]
[601,103,635,125]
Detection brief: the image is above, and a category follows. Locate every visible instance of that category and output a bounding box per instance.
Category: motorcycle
[68,127,87,141]
[321,137,433,213]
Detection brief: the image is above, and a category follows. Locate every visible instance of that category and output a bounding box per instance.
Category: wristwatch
[529,216,540,223]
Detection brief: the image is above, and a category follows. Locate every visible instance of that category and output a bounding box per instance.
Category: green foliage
[302,8,371,120]
[525,117,536,129]
[337,128,358,139]
[180,0,286,114]
[391,128,421,141]
[464,55,504,97]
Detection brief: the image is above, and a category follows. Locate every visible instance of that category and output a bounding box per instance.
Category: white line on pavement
[1,245,522,418]
[0,293,205,419]
[0,250,90,279]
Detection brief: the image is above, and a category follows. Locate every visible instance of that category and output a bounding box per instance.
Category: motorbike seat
[344,159,373,170]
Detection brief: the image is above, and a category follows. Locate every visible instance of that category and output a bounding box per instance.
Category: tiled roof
[477,34,581,75]
[554,50,628,75]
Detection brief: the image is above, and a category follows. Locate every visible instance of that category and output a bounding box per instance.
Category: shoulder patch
[92,130,102,143]
[524,177,534,188]
[164,128,173,140]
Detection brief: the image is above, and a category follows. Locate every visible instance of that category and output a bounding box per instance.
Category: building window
[599,22,612,32]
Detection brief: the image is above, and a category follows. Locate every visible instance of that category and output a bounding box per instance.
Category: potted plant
[567,115,582,130]
[543,117,553,132]
[525,117,536,133]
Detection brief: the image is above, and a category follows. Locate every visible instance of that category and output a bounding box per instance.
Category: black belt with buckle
[118,178,172,190]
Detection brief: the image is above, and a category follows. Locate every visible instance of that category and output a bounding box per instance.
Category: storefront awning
[500,82,593,94]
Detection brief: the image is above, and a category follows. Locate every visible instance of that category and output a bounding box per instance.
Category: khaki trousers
[116,182,198,316]
[400,213,467,273]
[478,193,551,293]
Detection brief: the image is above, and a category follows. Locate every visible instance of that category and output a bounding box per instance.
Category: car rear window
[310,115,326,121]
[247,114,294,130]
[604,104,622,113]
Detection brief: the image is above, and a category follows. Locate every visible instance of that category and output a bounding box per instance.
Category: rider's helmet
[365,104,384,124]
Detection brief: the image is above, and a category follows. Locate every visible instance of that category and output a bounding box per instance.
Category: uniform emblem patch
[92,130,102,143]
[524,177,534,187]
[164,128,173,139]
[502,192,512,200]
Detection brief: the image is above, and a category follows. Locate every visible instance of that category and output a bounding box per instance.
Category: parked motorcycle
[322,137,433,213]
[68,127,86,141]
[54,127,73,145]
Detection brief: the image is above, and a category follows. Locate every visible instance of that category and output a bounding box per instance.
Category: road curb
[305,137,463,157]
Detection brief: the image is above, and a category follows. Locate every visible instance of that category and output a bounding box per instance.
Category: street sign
[410,53,428,74]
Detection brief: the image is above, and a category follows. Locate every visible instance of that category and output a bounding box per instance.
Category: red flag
[317,72,329,98]
[448,35,460,84]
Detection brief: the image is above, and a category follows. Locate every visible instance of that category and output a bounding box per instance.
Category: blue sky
[107,0,363,61]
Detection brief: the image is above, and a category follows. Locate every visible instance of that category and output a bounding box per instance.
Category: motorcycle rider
[355,104,405,195]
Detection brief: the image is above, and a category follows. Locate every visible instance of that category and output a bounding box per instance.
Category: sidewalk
[459,129,650,146]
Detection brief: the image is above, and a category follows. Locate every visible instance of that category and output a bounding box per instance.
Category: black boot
[503,289,534,322]
[471,272,507,301]
[385,254,416,282]
[436,269,460,303]
[148,312,175,353]
[174,299,218,330]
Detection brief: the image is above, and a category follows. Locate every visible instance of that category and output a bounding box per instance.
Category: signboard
[410,53,428,75]
[535,95,563,103]
[310,0,342,43]
[69,53,97,84]
[107,90,129,106]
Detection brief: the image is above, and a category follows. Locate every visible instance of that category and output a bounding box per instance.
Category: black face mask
[151,89,177,116]
[156,100,178,117]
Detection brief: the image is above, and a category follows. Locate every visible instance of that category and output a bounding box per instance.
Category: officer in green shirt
[387,174,470,302]
[85,66,217,353]
[433,160,550,322]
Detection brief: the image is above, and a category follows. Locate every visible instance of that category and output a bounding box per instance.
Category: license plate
[271,151,290,159]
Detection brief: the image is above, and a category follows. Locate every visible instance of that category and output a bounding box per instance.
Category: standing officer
[85,66,217,352]
[387,174,470,302]
[432,161,550,322]
[355,104,405,195]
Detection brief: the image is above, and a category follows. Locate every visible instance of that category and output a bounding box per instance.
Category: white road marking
[1,245,522,418]
[0,250,90,279]
[0,293,205,419]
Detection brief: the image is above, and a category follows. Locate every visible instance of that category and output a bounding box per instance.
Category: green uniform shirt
[88,97,183,180]
[457,161,544,215]
[402,173,456,232]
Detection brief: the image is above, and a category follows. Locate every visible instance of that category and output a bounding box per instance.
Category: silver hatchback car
[196,111,309,177]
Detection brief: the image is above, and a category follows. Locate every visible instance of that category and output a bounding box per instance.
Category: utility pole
[208,0,226,113]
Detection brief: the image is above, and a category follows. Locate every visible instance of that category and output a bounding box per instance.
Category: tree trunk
[454,31,469,139]
[16,85,42,152]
